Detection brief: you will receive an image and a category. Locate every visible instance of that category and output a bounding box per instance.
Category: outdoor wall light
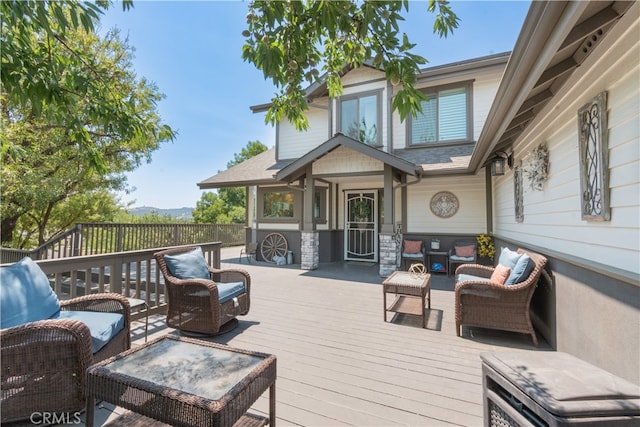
[490,151,513,176]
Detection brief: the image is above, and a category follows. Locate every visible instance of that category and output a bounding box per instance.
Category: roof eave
[470,1,590,173]
[197,178,278,190]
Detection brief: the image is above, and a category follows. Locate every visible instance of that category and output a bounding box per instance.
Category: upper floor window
[408,82,472,145]
[339,91,381,146]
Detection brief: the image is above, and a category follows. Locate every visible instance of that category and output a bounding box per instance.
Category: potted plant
[476,233,496,264]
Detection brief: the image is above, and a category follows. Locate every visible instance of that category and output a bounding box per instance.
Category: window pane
[263,191,294,218]
[341,99,359,140]
[359,95,378,144]
[439,87,467,141]
[411,96,437,144]
[341,95,378,144]
[313,191,321,219]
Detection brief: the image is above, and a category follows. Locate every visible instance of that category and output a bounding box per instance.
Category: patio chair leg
[456,323,461,337]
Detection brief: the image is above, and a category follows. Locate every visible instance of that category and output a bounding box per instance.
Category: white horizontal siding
[313,146,384,176]
[494,18,640,274]
[341,67,385,86]
[278,104,329,160]
[406,174,487,234]
[472,73,502,140]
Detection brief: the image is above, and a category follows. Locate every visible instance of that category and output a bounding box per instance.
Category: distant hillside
[128,206,193,220]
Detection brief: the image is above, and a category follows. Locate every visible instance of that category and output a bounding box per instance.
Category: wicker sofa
[154,246,251,335]
[1,257,131,423]
[454,248,548,346]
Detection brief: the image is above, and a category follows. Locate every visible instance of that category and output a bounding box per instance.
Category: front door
[344,191,378,262]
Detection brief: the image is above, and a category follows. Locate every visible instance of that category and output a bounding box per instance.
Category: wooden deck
[90,247,551,427]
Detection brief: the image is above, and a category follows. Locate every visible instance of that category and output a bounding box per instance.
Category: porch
[87,245,549,427]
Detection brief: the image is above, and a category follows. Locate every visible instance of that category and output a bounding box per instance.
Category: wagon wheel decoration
[260,232,288,263]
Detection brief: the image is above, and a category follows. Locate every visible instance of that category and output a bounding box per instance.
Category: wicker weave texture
[1,293,131,423]
[454,249,548,346]
[87,336,276,427]
[154,246,251,335]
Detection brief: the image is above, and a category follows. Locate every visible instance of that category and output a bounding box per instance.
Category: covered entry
[344,191,378,262]
[274,133,423,273]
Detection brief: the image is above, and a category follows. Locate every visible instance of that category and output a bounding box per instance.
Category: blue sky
[99,1,531,209]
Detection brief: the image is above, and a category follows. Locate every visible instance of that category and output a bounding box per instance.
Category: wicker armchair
[448,239,477,277]
[454,248,547,346]
[1,293,131,423]
[154,246,251,335]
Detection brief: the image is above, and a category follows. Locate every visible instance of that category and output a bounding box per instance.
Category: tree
[192,192,229,224]
[1,15,175,245]
[219,140,269,208]
[14,191,124,249]
[242,0,459,130]
[1,1,136,169]
[193,141,268,224]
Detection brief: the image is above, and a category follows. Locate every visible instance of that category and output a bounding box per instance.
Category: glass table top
[105,338,264,400]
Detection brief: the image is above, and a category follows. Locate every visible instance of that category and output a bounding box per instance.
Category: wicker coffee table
[86,335,276,427]
[383,271,431,328]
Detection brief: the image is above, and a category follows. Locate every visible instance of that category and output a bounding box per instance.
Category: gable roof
[276,133,422,182]
[471,0,635,172]
[197,148,289,189]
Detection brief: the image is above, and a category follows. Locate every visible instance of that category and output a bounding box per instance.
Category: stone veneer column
[378,233,398,277]
[300,231,319,270]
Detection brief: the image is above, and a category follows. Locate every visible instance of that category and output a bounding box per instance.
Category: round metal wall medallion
[430,191,459,218]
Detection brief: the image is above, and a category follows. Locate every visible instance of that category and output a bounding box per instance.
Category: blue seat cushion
[402,253,424,258]
[164,247,211,280]
[217,281,246,304]
[450,255,475,262]
[506,254,535,285]
[1,257,61,329]
[498,247,522,271]
[456,274,490,284]
[53,311,125,353]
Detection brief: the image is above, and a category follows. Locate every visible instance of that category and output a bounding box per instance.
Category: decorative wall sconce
[490,151,513,176]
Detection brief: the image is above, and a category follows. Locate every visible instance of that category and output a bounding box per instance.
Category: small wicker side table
[86,335,276,427]
[383,271,431,328]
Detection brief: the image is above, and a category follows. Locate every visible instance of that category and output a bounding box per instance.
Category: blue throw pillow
[498,247,522,271]
[1,257,61,328]
[163,247,211,280]
[506,254,535,285]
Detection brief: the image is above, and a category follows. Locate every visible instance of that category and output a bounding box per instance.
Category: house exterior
[199,1,639,383]
[200,51,509,276]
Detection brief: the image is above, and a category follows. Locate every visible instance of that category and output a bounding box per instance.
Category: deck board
[89,247,549,427]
